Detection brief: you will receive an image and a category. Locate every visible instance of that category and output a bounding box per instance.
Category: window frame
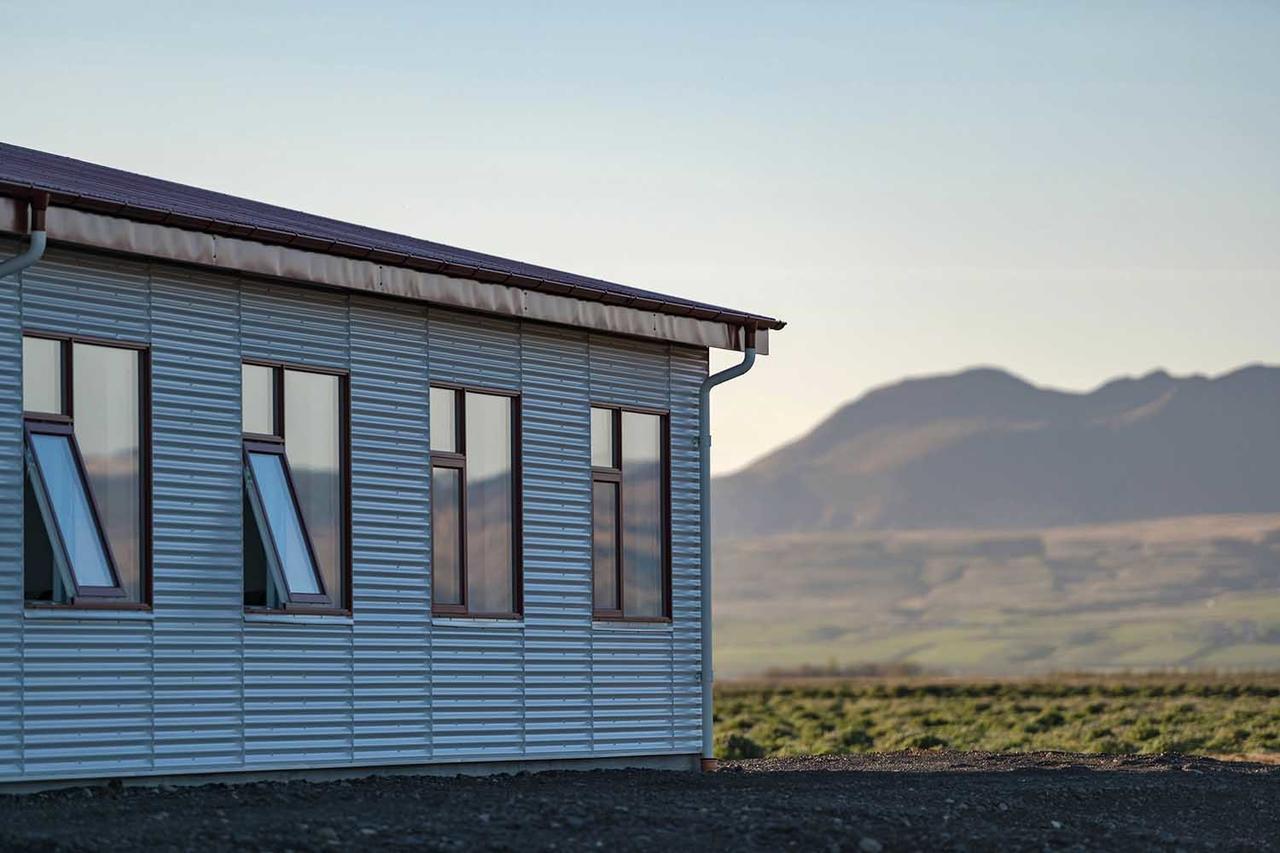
[590,403,672,623]
[241,358,352,615]
[429,382,523,619]
[21,330,152,610]
[24,420,127,601]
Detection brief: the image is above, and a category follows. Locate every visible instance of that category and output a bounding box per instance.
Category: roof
[0,142,784,331]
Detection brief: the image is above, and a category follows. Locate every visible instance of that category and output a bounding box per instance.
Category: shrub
[717,733,766,760]
[908,734,948,750]
[830,726,874,750]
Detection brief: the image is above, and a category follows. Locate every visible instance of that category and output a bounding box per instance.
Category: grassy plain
[713,672,1280,759]
[714,513,1280,677]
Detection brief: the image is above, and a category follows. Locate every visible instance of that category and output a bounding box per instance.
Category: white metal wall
[0,243,707,783]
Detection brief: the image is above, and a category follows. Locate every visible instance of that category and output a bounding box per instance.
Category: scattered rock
[0,754,1273,851]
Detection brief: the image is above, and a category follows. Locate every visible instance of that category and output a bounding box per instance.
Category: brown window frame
[591,404,672,623]
[21,330,153,611]
[241,358,352,615]
[429,383,523,619]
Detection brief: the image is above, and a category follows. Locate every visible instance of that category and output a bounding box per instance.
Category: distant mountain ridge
[713,365,1280,538]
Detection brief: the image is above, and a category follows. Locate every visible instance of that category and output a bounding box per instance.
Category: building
[0,142,783,788]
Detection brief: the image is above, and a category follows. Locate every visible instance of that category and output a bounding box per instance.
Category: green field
[713,673,1280,760]
[714,514,1280,677]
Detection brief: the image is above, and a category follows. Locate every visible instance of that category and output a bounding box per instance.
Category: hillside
[713,514,1280,677]
[713,365,1280,537]
[711,366,1280,676]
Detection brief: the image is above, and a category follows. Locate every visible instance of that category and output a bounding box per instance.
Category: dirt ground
[1,751,1276,851]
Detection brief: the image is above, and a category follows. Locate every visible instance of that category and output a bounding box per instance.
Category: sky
[6,1,1279,473]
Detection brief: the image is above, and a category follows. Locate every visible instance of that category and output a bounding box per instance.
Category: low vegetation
[713,673,1280,760]
[715,514,1280,676]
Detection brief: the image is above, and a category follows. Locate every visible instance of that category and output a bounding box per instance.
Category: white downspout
[0,194,48,280]
[698,325,757,770]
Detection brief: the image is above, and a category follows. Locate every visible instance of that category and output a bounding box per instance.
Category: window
[591,406,669,620]
[242,361,349,611]
[430,385,521,617]
[22,333,150,606]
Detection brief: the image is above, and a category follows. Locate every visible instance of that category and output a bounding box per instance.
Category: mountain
[713,365,1280,538]
[710,365,1280,676]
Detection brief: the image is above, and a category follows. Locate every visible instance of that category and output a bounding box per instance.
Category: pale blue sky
[7,1,1279,472]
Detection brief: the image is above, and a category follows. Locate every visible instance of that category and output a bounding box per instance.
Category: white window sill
[24,607,155,622]
[243,611,354,626]
[431,616,525,629]
[592,620,674,632]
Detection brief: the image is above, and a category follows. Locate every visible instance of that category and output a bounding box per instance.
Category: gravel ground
[1,751,1276,851]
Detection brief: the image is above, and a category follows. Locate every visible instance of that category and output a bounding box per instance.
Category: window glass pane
[23,336,63,414]
[247,451,322,596]
[593,480,619,611]
[465,392,514,613]
[591,407,614,468]
[242,364,276,435]
[73,343,141,601]
[28,432,116,589]
[284,370,343,605]
[622,412,663,617]
[432,466,462,606]
[430,387,457,453]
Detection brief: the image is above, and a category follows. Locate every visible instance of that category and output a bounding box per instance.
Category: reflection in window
[430,386,519,615]
[22,335,144,605]
[590,406,614,468]
[430,386,457,453]
[591,407,668,619]
[241,362,347,610]
[431,466,462,606]
[241,363,276,435]
[465,392,514,614]
[23,336,63,415]
[28,431,119,591]
[285,370,343,606]
[74,344,143,601]
[246,450,325,598]
[592,480,618,611]
[622,412,663,618]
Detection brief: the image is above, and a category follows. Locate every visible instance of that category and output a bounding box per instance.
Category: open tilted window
[429,385,521,617]
[23,334,149,606]
[591,406,670,621]
[242,361,349,612]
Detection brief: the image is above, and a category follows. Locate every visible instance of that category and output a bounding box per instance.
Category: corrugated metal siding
[520,326,592,756]
[19,249,150,342]
[239,281,349,370]
[20,618,154,776]
[350,298,431,763]
[0,246,708,784]
[18,249,156,778]
[150,269,244,771]
[428,311,525,759]
[428,310,521,392]
[587,336,675,754]
[239,283,353,766]
[669,345,708,751]
[0,241,23,777]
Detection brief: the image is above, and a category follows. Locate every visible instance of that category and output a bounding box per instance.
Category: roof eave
[0,180,787,332]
